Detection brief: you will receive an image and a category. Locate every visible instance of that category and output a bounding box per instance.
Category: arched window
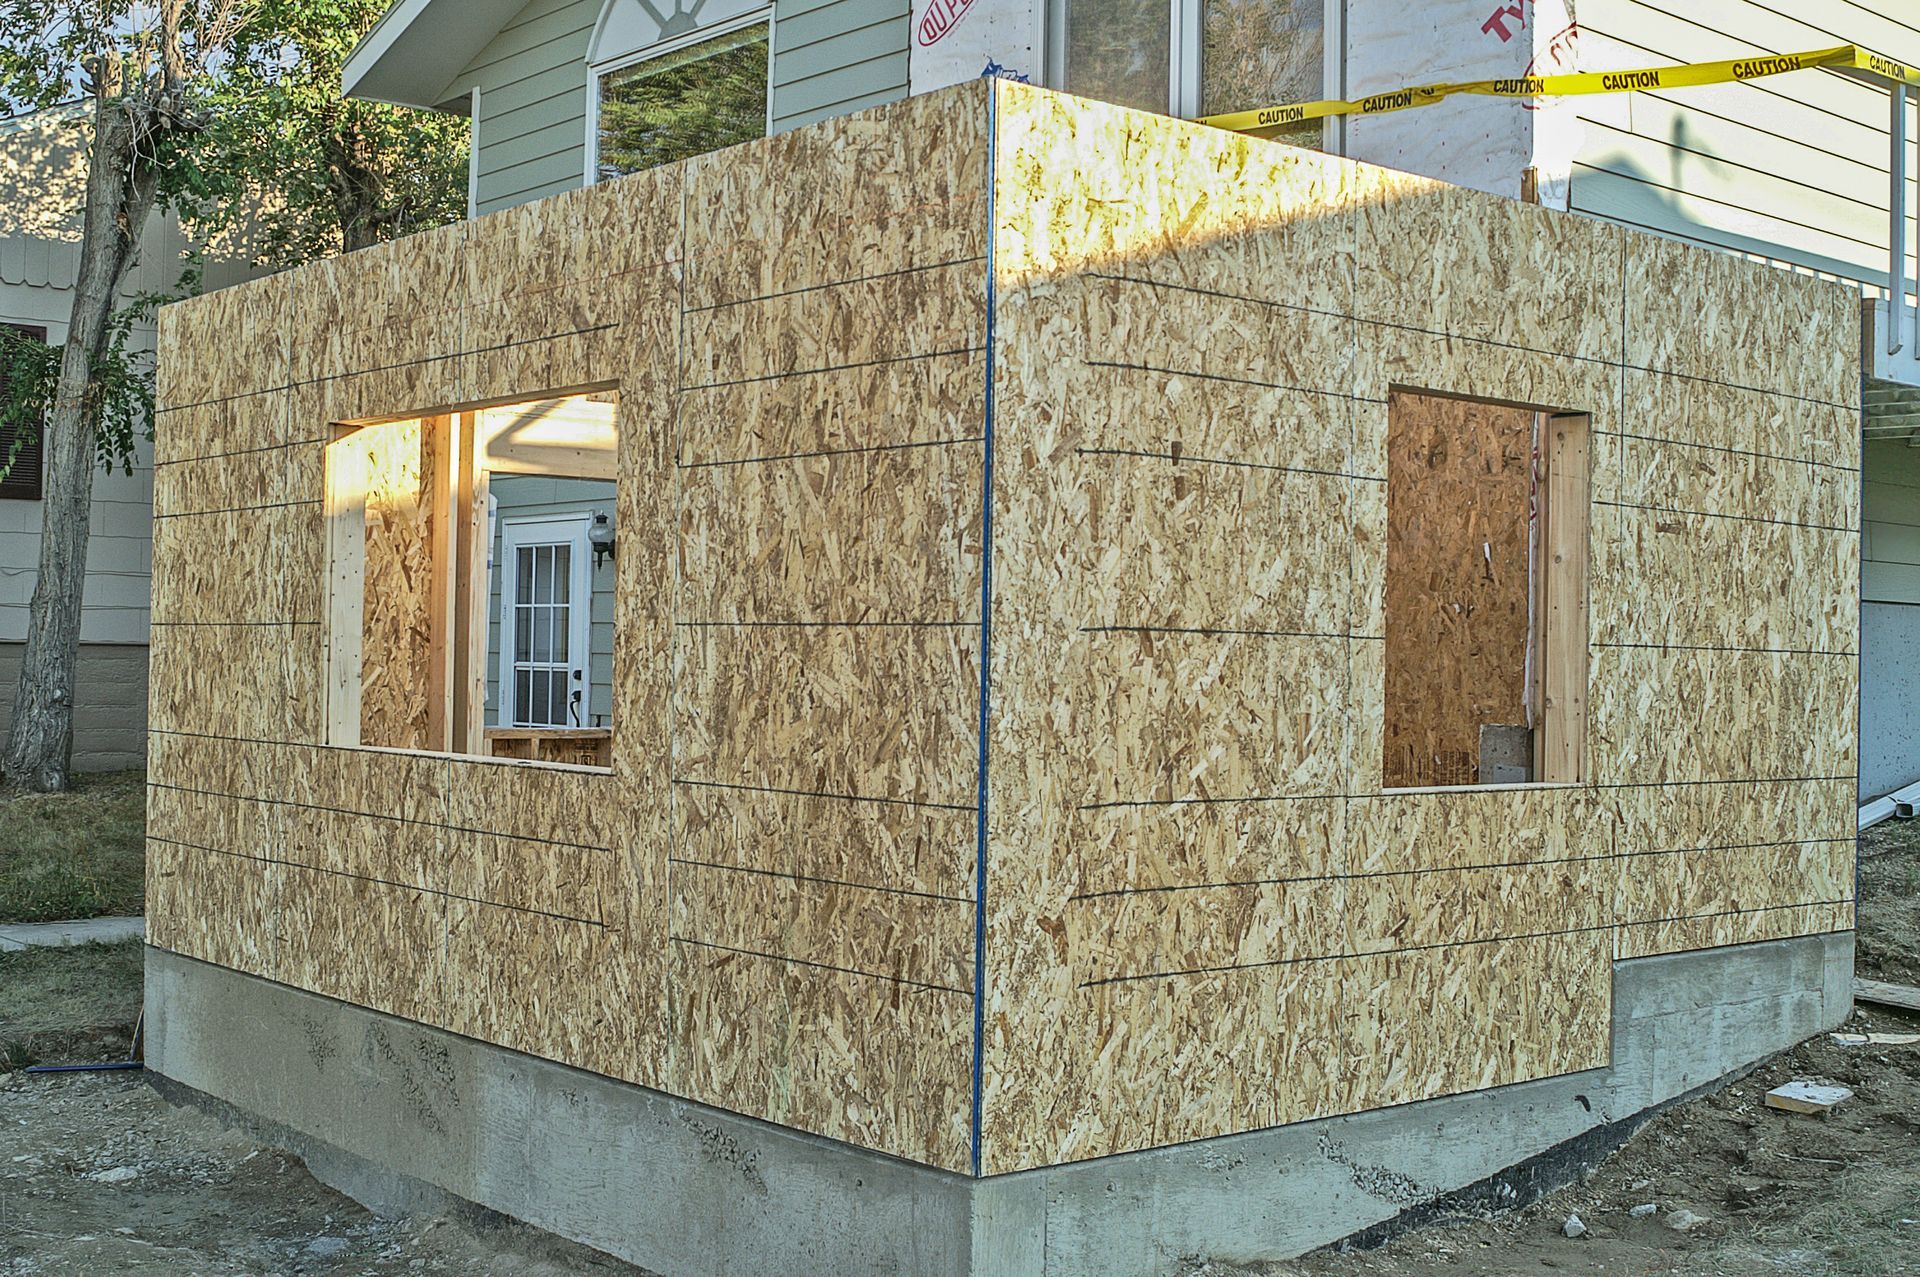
[585,0,774,183]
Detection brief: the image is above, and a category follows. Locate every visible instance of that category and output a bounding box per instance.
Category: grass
[0,938,144,1070]
[0,769,146,924]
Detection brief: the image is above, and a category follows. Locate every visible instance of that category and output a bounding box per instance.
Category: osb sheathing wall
[979,80,1856,1174]
[149,84,990,1172]
[147,79,1858,1181]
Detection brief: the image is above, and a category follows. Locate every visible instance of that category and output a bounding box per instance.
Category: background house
[0,106,252,771]
[344,0,1917,800]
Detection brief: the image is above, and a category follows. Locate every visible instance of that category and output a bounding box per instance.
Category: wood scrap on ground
[1854,977,1920,1015]
[1763,1081,1853,1114]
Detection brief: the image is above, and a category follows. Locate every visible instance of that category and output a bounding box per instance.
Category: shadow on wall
[1575,112,1885,283]
[0,106,89,245]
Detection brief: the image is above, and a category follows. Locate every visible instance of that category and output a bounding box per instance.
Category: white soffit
[342,0,532,112]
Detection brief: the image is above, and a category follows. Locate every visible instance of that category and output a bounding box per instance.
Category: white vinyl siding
[1866,435,1920,606]
[1571,0,1920,288]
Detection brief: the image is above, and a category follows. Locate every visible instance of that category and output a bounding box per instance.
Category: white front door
[498,514,593,728]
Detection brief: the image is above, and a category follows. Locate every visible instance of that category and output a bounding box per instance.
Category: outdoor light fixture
[589,510,616,568]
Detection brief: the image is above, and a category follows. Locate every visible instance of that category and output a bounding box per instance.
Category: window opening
[0,324,47,501]
[324,390,619,769]
[1382,389,1589,789]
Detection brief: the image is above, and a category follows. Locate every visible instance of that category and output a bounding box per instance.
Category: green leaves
[189,0,468,267]
[0,309,157,486]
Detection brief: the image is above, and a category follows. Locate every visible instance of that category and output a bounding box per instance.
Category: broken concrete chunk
[1831,1032,1920,1047]
[1562,1213,1587,1239]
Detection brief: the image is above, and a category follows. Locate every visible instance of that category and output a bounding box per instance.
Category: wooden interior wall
[353,416,444,750]
[147,83,991,1174]
[980,80,1858,1175]
[1382,391,1536,788]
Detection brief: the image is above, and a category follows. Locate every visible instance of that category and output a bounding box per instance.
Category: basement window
[0,323,46,501]
[323,390,619,769]
[1382,390,1590,790]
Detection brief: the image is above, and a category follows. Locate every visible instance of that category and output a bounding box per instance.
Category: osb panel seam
[147,833,611,929]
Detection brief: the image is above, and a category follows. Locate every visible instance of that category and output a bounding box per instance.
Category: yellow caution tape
[1199,43,1920,137]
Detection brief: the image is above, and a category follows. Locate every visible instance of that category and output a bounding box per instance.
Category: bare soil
[0,1067,653,1276]
[3,825,1918,1274]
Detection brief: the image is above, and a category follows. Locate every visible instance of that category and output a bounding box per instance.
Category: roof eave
[342,0,529,113]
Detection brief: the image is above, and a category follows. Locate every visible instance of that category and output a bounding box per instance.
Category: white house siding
[1569,0,1920,287]
[455,0,910,215]
[450,0,599,216]
[1863,408,1920,799]
[771,0,909,133]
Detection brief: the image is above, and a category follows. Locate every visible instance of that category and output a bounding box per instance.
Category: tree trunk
[325,127,386,254]
[2,93,161,792]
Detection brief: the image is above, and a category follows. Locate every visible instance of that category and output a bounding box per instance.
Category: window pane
[514,606,532,661]
[515,546,533,603]
[1201,0,1323,143]
[598,24,770,179]
[532,609,552,662]
[534,546,553,604]
[514,671,532,726]
[550,676,572,727]
[1061,0,1169,114]
[553,545,571,604]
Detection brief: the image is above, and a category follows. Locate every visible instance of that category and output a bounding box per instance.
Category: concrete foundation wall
[0,641,148,772]
[144,931,1854,1277]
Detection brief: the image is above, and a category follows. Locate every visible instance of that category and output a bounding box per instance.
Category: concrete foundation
[144,932,1854,1276]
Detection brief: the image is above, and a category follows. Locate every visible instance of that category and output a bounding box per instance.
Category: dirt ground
[2,828,1918,1274]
